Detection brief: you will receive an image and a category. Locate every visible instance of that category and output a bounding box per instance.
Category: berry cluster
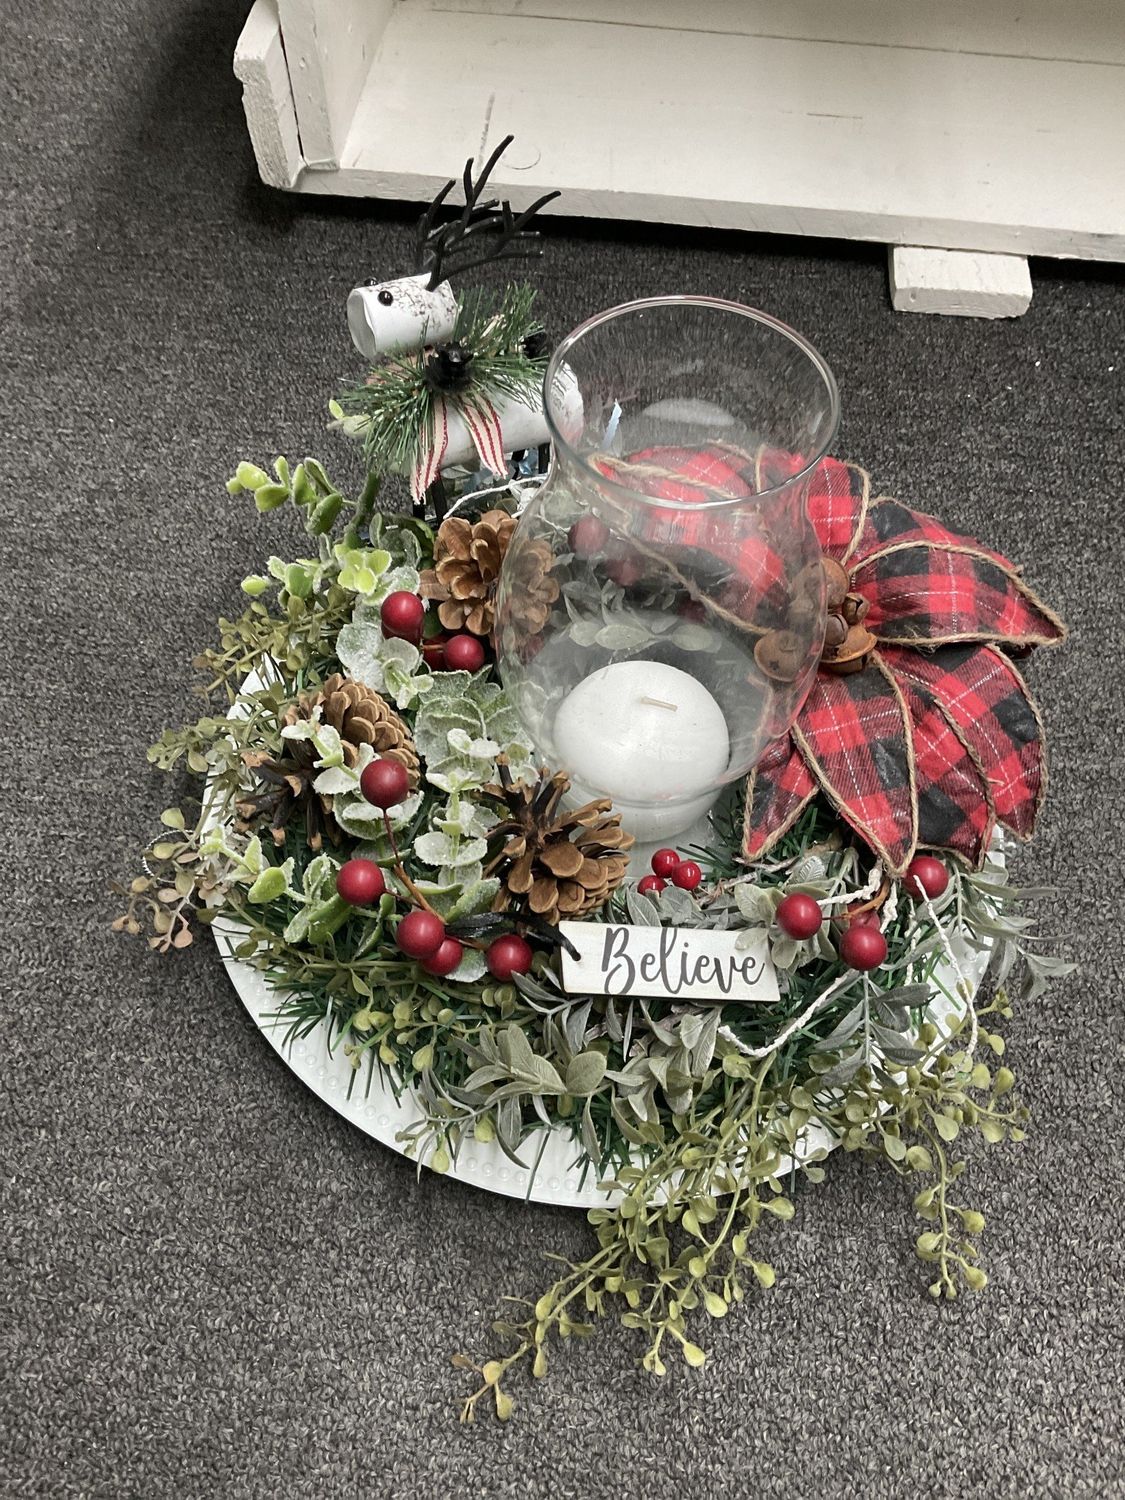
[333,748,534,984]
[379,590,485,673]
[769,854,951,972]
[636,847,703,898]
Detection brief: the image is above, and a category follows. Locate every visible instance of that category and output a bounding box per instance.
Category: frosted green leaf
[283,907,311,944]
[445,879,501,922]
[247,865,290,904]
[670,621,720,651]
[253,483,290,512]
[414,832,455,867]
[311,764,355,796]
[450,949,487,984]
[564,1052,607,1097]
[595,622,651,651]
[734,884,776,926]
[284,563,314,598]
[336,621,385,687]
[240,836,265,875]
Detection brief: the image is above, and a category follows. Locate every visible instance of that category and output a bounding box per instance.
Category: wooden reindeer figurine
[344,137,582,507]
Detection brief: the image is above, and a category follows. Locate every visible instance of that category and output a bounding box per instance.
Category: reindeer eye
[362,278,379,287]
[377,289,394,306]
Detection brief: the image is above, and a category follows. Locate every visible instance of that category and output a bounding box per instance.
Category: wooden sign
[559,922,778,1005]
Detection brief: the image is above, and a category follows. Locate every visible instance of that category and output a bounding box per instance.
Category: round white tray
[213,903,992,1210]
[213,668,994,1208]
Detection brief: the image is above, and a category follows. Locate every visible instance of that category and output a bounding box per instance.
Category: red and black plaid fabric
[607,443,1065,872]
[791,658,917,870]
[744,733,817,858]
[883,643,1045,839]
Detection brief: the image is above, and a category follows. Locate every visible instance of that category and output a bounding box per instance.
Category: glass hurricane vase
[493,297,839,848]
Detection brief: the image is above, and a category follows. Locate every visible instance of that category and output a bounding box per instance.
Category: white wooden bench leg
[233,0,304,190]
[889,246,1033,319]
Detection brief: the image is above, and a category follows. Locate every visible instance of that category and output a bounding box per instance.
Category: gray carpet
[3,2,1123,1496]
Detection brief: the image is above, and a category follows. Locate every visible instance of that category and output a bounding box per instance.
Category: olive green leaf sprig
[455,974,1035,1424]
[113,685,290,947]
[226,455,377,540]
[196,459,436,699]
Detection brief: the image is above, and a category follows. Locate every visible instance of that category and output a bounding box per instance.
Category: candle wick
[640,696,679,711]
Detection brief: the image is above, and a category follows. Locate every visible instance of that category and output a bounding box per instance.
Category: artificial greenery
[115,453,1072,1425]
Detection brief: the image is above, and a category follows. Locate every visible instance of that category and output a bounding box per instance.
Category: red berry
[421,937,464,977]
[568,515,610,559]
[839,924,888,972]
[360,756,410,809]
[671,860,703,891]
[443,633,487,672]
[395,909,446,960]
[607,557,643,589]
[637,875,666,896]
[650,848,680,878]
[903,855,949,901]
[335,858,386,907]
[776,892,822,940]
[380,590,425,644]
[676,598,707,623]
[422,636,447,670]
[486,934,534,981]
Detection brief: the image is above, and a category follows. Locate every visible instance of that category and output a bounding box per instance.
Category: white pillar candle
[551,661,731,843]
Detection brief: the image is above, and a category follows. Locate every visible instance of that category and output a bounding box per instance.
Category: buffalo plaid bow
[608,445,1066,874]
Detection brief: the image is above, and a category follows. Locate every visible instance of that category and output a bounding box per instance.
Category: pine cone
[483,761,634,923]
[316,674,419,780]
[420,509,516,637]
[236,675,417,849]
[503,537,560,636]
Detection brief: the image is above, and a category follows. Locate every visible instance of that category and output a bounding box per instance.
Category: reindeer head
[346,136,560,362]
[346,273,458,361]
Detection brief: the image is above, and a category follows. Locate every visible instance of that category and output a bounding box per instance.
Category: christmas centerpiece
[116,147,1071,1423]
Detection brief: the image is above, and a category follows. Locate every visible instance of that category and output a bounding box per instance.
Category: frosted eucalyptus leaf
[670,621,719,651]
[450,948,487,984]
[595,622,651,651]
[625,889,661,927]
[568,620,603,648]
[734,884,777,925]
[446,879,502,921]
[565,1052,606,1096]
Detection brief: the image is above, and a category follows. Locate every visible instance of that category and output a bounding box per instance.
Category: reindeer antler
[415,135,561,290]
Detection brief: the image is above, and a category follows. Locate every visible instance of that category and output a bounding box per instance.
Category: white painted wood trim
[234,0,1125,320]
[233,0,304,190]
[889,247,1033,319]
[416,0,1125,66]
[276,0,395,169]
